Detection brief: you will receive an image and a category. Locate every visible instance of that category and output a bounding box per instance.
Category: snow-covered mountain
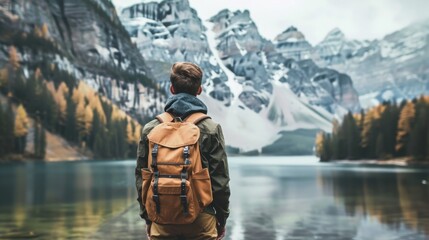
[119,1,363,154]
[277,22,429,100]
[274,26,312,61]
[323,21,429,98]
[120,0,232,106]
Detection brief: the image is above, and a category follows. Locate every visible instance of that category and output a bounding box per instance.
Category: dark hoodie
[164,93,208,119]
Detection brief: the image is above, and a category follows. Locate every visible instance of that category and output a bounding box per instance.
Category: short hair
[170,62,203,95]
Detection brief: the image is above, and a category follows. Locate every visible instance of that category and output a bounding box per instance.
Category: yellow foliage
[57,82,69,96]
[419,96,429,105]
[75,101,86,134]
[315,132,325,157]
[396,101,415,151]
[41,23,50,39]
[8,46,20,70]
[126,120,134,144]
[88,93,106,124]
[72,87,84,105]
[134,124,142,144]
[353,113,363,129]
[84,105,93,135]
[111,105,126,121]
[0,68,8,87]
[34,26,42,38]
[14,104,29,137]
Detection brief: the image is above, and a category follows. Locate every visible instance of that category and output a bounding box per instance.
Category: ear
[196,86,202,96]
[170,85,176,94]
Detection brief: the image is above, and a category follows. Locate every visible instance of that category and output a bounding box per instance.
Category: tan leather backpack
[141,112,213,224]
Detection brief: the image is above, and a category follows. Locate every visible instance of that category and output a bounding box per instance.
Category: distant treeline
[316,97,429,162]
[0,46,143,160]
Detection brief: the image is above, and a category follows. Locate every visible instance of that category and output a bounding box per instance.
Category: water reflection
[0,158,428,240]
[320,169,429,237]
[0,161,137,239]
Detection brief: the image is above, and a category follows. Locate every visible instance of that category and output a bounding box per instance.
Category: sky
[112,0,429,45]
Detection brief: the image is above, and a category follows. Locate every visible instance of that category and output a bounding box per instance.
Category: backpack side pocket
[192,168,213,208]
[141,168,153,204]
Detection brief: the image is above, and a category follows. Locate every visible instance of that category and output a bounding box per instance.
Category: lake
[0,156,428,240]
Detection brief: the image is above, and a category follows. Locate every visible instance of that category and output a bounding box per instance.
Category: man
[135,62,230,240]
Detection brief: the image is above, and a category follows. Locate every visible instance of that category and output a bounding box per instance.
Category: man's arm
[135,123,153,225]
[206,124,231,228]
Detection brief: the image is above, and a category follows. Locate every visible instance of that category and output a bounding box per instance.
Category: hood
[164,93,208,119]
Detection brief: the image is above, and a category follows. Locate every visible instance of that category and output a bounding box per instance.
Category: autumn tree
[315,132,324,158]
[14,104,29,153]
[41,23,50,39]
[8,46,20,70]
[396,101,415,156]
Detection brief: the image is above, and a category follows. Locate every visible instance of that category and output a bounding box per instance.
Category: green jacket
[135,117,231,228]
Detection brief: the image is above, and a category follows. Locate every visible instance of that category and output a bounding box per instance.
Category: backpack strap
[185,113,211,124]
[156,112,174,123]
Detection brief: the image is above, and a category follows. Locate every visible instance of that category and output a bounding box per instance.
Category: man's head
[170,62,203,96]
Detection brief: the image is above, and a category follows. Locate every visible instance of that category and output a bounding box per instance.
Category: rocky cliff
[0,0,164,118]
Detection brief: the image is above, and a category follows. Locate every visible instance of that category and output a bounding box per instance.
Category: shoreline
[330,158,429,168]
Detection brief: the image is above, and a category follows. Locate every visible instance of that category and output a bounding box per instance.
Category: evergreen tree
[322,133,332,162]
[34,118,41,158]
[4,103,15,155]
[89,109,100,149]
[65,94,78,142]
[408,102,428,161]
[40,126,46,159]
[0,104,5,157]
[344,112,361,160]
[375,132,385,159]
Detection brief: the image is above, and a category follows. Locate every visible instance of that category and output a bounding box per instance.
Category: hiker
[135,62,230,240]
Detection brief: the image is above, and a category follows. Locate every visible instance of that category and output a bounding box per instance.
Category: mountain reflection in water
[0,157,428,240]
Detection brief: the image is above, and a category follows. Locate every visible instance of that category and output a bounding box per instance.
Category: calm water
[0,157,428,240]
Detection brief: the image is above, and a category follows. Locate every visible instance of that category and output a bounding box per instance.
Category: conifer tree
[65,94,77,142]
[84,105,93,137]
[34,118,42,159]
[4,103,14,155]
[322,133,332,162]
[0,105,5,157]
[75,101,86,143]
[396,101,415,155]
[89,109,100,149]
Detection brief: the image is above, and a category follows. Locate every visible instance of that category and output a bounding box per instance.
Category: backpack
[141,112,214,224]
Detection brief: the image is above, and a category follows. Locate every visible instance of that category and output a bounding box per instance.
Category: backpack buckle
[174,117,183,122]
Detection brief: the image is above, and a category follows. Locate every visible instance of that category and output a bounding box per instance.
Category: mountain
[314,22,429,99]
[0,0,165,160]
[119,1,363,154]
[119,0,232,106]
[274,26,312,61]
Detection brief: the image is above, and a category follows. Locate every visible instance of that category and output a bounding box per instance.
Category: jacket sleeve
[135,125,152,225]
[204,124,231,228]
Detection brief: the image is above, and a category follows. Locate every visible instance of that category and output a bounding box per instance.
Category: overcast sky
[113,0,429,45]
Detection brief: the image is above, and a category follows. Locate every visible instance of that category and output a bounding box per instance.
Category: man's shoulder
[142,119,160,135]
[197,117,221,135]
